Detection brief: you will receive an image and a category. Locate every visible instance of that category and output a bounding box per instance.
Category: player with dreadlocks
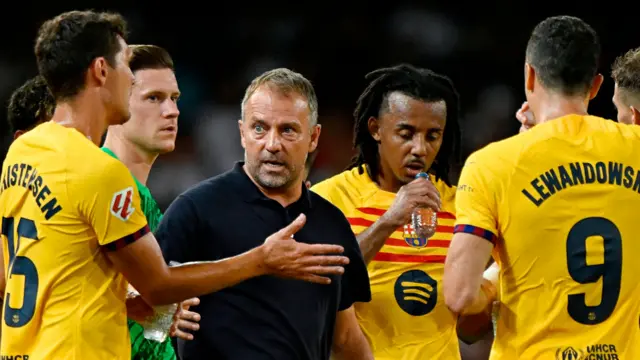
[312,64,492,360]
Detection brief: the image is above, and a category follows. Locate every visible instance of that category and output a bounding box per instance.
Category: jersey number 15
[566,216,621,325]
[2,216,39,328]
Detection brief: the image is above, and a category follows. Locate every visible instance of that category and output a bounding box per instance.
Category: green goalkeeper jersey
[102,147,176,360]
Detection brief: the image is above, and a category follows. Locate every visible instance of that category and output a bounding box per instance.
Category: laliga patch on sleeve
[110,187,135,221]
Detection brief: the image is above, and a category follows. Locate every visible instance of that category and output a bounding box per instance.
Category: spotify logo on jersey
[394,270,438,316]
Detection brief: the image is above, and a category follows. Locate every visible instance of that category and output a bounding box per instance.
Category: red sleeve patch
[110,187,135,221]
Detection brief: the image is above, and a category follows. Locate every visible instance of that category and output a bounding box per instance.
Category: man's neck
[103,134,158,185]
[50,94,109,146]
[242,164,303,208]
[533,91,589,125]
[375,164,402,194]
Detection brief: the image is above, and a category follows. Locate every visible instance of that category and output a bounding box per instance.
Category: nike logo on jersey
[110,187,135,221]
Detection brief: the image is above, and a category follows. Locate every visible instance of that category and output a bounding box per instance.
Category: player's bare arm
[357,177,441,264]
[125,292,155,322]
[443,232,496,315]
[331,306,373,360]
[106,214,350,305]
[455,262,500,344]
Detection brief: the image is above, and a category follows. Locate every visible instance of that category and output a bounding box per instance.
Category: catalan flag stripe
[347,217,454,234]
[384,238,451,248]
[453,224,497,245]
[356,207,456,220]
[373,252,446,263]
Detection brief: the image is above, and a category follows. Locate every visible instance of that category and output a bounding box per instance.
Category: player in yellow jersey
[444,16,640,359]
[313,64,492,360]
[0,10,350,360]
[517,47,640,131]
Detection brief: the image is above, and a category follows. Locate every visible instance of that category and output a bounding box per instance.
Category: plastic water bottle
[411,172,438,241]
[138,261,181,342]
[141,303,178,343]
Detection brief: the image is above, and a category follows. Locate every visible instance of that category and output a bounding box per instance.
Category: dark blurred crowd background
[1,1,635,209]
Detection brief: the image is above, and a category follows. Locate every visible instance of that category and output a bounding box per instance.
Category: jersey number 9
[2,216,39,327]
[566,217,621,325]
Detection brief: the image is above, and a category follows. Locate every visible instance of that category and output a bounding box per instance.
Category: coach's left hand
[170,297,201,341]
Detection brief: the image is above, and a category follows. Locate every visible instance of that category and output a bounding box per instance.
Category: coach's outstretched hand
[382,176,441,228]
[261,214,349,285]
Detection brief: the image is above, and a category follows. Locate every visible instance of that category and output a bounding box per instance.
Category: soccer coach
[156,68,373,360]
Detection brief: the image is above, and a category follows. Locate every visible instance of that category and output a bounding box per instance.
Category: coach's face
[239,85,320,191]
[124,68,180,154]
[370,92,446,189]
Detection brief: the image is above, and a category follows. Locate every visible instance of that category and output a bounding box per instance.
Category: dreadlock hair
[348,64,461,186]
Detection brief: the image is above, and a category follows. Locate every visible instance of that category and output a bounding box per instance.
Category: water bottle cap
[415,172,429,180]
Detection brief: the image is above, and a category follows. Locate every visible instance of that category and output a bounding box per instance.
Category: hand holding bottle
[381,172,441,230]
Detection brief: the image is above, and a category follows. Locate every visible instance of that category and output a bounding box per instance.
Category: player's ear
[368,116,381,143]
[631,106,640,126]
[309,124,321,153]
[13,130,25,140]
[588,73,604,101]
[238,119,246,149]
[525,63,535,92]
[89,57,109,87]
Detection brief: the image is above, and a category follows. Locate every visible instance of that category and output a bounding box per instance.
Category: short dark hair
[525,16,600,96]
[242,68,319,125]
[35,10,128,101]
[612,47,640,94]
[7,75,55,134]
[348,64,461,186]
[129,44,174,73]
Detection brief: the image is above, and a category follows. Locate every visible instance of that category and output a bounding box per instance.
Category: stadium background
[0,2,635,209]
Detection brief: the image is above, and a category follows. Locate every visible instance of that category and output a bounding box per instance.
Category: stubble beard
[248,159,298,190]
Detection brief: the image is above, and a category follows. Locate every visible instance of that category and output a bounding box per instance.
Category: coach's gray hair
[241,68,319,126]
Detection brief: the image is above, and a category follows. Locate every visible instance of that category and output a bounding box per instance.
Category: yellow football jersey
[0,122,149,359]
[312,166,460,360]
[455,114,640,359]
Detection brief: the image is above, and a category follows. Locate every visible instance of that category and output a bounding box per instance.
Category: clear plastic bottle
[141,303,179,342]
[411,172,438,241]
[138,261,181,342]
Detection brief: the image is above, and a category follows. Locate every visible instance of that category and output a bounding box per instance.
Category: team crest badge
[403,223,428,248]
[110,187,135,221]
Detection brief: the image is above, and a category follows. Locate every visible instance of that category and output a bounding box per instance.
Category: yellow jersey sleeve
[453,149,501,245]
[72,157,149,250]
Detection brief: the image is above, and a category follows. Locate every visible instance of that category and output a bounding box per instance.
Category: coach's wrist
[248,245,270,277]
